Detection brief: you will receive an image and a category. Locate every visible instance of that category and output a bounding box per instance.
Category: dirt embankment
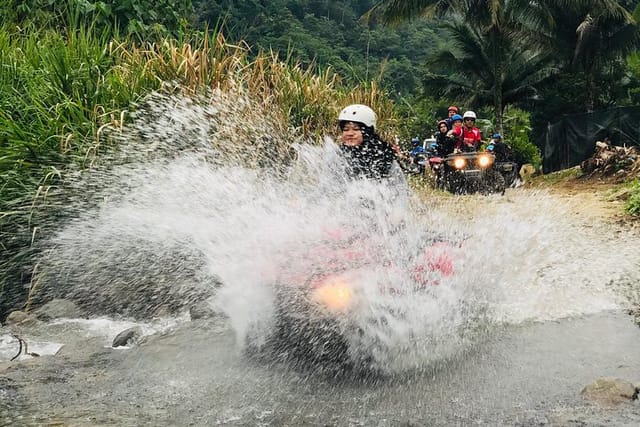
[524,171,639,230]
[523,171,640,326]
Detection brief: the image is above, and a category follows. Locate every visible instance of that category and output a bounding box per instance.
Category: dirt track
[524,174,639,230]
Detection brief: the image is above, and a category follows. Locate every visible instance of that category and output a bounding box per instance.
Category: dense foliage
[0,8,399,319]
[0,25,162,318]
[1,0,639,319]
[191,0,438,98]
[0,0,192,39]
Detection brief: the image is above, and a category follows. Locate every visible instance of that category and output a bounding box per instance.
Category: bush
[503,108,542,169]
[625,179,640,216]
[0,0,192,40]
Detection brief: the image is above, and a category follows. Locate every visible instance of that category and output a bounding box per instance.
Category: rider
[408,137,427,172]
[446,114,464,151]
[487,133,512,162]
[444,106,459,129]
[450,111,482,152]
[410,137,425,157]
[435,119,455,156]
[338,104,397,179]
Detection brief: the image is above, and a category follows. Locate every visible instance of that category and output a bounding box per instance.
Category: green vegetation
[191,0,438,97]
[533,167,583,185]
[368,0,640,140]
[1,0,639,318]
[502,109,542,171]
[0,0,192,39]
[0,7,400,318]
[625,179,640,216]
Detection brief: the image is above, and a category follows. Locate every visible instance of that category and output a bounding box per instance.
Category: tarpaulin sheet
[543,106,640,173]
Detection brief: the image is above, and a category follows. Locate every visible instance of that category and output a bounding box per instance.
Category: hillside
[191,0,440,97]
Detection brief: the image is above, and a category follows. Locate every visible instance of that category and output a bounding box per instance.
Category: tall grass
[0,21,397,318]
[625,179,640,216]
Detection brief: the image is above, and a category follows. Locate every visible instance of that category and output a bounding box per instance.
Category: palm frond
[363,0,443,25]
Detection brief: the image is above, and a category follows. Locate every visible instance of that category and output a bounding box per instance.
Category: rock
[5,311,37,326]
[112,327,143,348]
[520,163,536,179]
[581,378,638,405]
[32,299,83,321]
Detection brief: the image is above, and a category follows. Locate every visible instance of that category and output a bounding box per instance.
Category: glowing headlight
[477,154,493,168]
[453,157,467,169]
[311,278,353,312]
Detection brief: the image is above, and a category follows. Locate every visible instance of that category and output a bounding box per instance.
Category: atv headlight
[477,154,493,168]
[311,278,353,312]
[452,157,467,169]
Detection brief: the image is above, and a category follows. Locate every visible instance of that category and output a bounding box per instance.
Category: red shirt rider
[451,111,482,152]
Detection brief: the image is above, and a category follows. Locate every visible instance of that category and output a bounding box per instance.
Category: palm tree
[366,0,557,131]
[367,0,640,118]
[423,17,556,132]
[535,0,640,111]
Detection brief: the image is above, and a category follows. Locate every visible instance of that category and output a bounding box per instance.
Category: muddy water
[1,309,640,426]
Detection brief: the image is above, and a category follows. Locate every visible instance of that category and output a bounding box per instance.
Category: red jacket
[452,126,482,151]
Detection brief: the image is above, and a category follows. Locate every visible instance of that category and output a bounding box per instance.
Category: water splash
[33,89,639,374]
[427,189,638,324]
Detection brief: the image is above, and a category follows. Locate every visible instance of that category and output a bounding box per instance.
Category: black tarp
[543,106,640,173]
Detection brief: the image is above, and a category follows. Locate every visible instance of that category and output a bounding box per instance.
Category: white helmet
[338,104,377,130]
[463,110,477,120]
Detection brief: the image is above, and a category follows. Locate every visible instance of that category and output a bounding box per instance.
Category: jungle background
[1,0,640,320]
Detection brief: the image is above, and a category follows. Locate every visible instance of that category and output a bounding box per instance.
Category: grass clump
[624,179,640,216]
[529,166,582,186]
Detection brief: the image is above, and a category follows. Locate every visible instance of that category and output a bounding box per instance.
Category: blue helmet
[451,114,463,122]
[411,137,420,145]
[492,133,502,139]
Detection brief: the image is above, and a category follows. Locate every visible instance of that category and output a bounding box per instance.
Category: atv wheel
[481,169,506,195]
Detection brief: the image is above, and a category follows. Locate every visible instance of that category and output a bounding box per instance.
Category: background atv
[441,151,505,195]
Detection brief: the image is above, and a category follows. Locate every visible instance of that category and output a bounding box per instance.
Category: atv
[440,151,505,195]
[266,228,457,373]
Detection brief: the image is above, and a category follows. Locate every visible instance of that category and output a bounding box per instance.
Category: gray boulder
[112,327,143,348]
[5,311,37,326]
[33,299,83,321]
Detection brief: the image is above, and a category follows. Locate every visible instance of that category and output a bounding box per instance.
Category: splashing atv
[440,151,505,195]
[267,228,457,374]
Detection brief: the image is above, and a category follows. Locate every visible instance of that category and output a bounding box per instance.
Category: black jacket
[340,135,397,179]
[491,141,512,162]
[435,131,456,157]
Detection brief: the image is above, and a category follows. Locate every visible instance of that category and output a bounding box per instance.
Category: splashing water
[33,89,639,375]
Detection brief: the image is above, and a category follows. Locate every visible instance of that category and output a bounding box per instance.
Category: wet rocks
[4,311,37,326]
[32,299,83,321]
[112,327,143,348]
[581,378,639,405]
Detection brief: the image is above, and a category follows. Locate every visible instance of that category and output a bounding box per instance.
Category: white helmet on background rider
[462,111,477,120]
[338,104,377,131]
